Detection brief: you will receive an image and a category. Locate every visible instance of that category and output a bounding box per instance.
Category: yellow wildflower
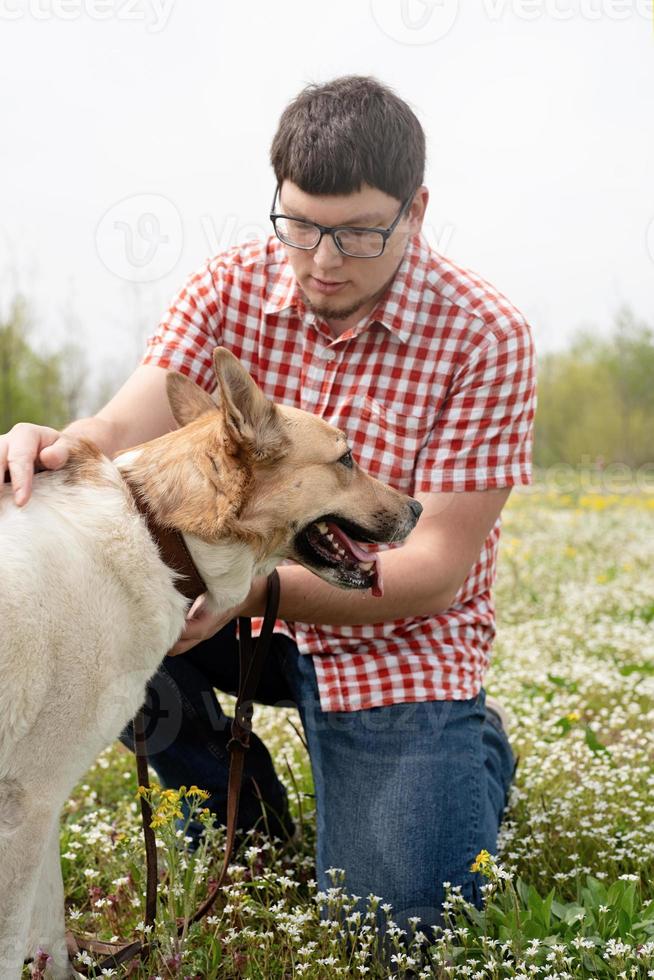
[186,785,211,801]
[470,849,494,876]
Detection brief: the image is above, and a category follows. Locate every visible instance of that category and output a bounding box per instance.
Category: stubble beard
[299,264,402,323]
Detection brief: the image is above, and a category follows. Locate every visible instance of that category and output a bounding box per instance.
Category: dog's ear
[167,372,218,428]
[212,347,288,461]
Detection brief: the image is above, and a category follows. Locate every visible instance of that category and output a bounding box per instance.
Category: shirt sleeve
[142,258,223,392]
[413,318,537,493]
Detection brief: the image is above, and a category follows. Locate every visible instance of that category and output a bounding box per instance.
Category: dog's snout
[408,498,423,523]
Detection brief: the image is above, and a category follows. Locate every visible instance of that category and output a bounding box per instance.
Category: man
[0,76,536,931]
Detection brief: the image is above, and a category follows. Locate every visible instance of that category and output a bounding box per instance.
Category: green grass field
[34,489,654,979]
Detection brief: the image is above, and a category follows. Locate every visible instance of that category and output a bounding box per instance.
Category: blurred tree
[0,294,87,431]
[599,308,654,466]
[534,307,654,469]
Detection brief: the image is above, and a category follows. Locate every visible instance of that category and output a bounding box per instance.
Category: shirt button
[324,350,336,362]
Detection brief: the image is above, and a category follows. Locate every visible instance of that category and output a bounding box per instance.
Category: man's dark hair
[270,75,425,201]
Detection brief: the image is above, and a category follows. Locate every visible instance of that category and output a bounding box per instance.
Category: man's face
[277,180,427,325]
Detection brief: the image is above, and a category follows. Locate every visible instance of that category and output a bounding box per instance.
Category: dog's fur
[0,348,419,978]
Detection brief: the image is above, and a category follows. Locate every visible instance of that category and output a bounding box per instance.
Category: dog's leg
[0,782,54,979]
[26,815,84,980]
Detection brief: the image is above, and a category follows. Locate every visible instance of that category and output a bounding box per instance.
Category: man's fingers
[180,616,208,640]
[0,438,9,484]
[39,435,72,468]
[168,605,235,657]
[167,642,190,657]
[8,453,35,507]
[3,426,65,507]
[168,636,204,657]
[186,594,207,620]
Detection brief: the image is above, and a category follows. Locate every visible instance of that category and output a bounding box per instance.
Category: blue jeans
[120,624,514,931]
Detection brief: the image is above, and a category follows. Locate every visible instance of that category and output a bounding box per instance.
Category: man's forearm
[258,546,460,626]
[243,489,510,629]
[62,364,178,461]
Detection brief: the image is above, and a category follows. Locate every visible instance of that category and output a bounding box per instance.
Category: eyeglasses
[269,186,414,259]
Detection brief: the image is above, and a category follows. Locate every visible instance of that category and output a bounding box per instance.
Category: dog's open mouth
[296,517,384,596]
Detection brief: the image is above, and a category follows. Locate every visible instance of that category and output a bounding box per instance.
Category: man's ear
[409,185,429,235]
[166,372,218,428]
[212,347,288,461]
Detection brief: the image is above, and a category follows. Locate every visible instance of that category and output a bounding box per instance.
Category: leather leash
[66,485,282,973]
[183,568,280,929]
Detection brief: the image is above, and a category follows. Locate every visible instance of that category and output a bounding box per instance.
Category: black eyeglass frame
[269,185,415,259]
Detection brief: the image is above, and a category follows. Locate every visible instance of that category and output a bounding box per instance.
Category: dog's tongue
[327,521,384,597]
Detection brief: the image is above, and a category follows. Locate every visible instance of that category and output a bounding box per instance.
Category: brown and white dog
[0,348,421,978]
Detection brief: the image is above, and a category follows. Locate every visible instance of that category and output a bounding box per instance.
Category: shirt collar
[263,252,301,316]
[365,234,427,344]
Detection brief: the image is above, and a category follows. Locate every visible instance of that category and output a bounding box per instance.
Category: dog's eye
[339,450,354,469]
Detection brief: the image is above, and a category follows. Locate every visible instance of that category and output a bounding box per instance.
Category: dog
[0,347,421,978]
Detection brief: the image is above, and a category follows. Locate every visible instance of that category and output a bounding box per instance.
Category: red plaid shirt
[143,234,536,712]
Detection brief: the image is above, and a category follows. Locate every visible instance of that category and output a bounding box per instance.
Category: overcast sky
[1,0,653,401]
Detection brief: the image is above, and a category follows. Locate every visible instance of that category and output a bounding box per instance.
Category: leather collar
[126,481,207,603]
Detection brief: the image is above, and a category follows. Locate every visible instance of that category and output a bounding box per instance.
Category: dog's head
[163,348,422,594]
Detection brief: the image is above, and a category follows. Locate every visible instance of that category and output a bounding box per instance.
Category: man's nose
[313,233,343,270]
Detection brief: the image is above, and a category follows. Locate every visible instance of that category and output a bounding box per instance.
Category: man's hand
[168,596,237,657]
[0,423,72,506]
[167,577,268,657]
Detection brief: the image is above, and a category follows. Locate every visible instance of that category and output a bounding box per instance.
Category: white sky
[1,0,653,403]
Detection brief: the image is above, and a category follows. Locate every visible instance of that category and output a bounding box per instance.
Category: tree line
[1,296,652,469]
[535,307,653,469]
[0,295,87,433]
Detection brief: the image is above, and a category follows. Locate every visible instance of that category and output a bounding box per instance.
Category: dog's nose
[408,498,423,522]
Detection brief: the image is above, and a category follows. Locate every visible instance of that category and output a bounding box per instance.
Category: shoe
[485,695,510,736]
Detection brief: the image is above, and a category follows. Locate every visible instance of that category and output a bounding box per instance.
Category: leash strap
[134,707,158,930]
[78,570,281,972]
[182,568,281,928]
[88,709,160,970]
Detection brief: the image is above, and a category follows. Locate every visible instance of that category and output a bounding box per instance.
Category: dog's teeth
[359,561,374,571]
[316,522,328,533]
[326,533,335,542]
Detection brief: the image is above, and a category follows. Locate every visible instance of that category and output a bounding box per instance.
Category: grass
[26,487,654,978]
